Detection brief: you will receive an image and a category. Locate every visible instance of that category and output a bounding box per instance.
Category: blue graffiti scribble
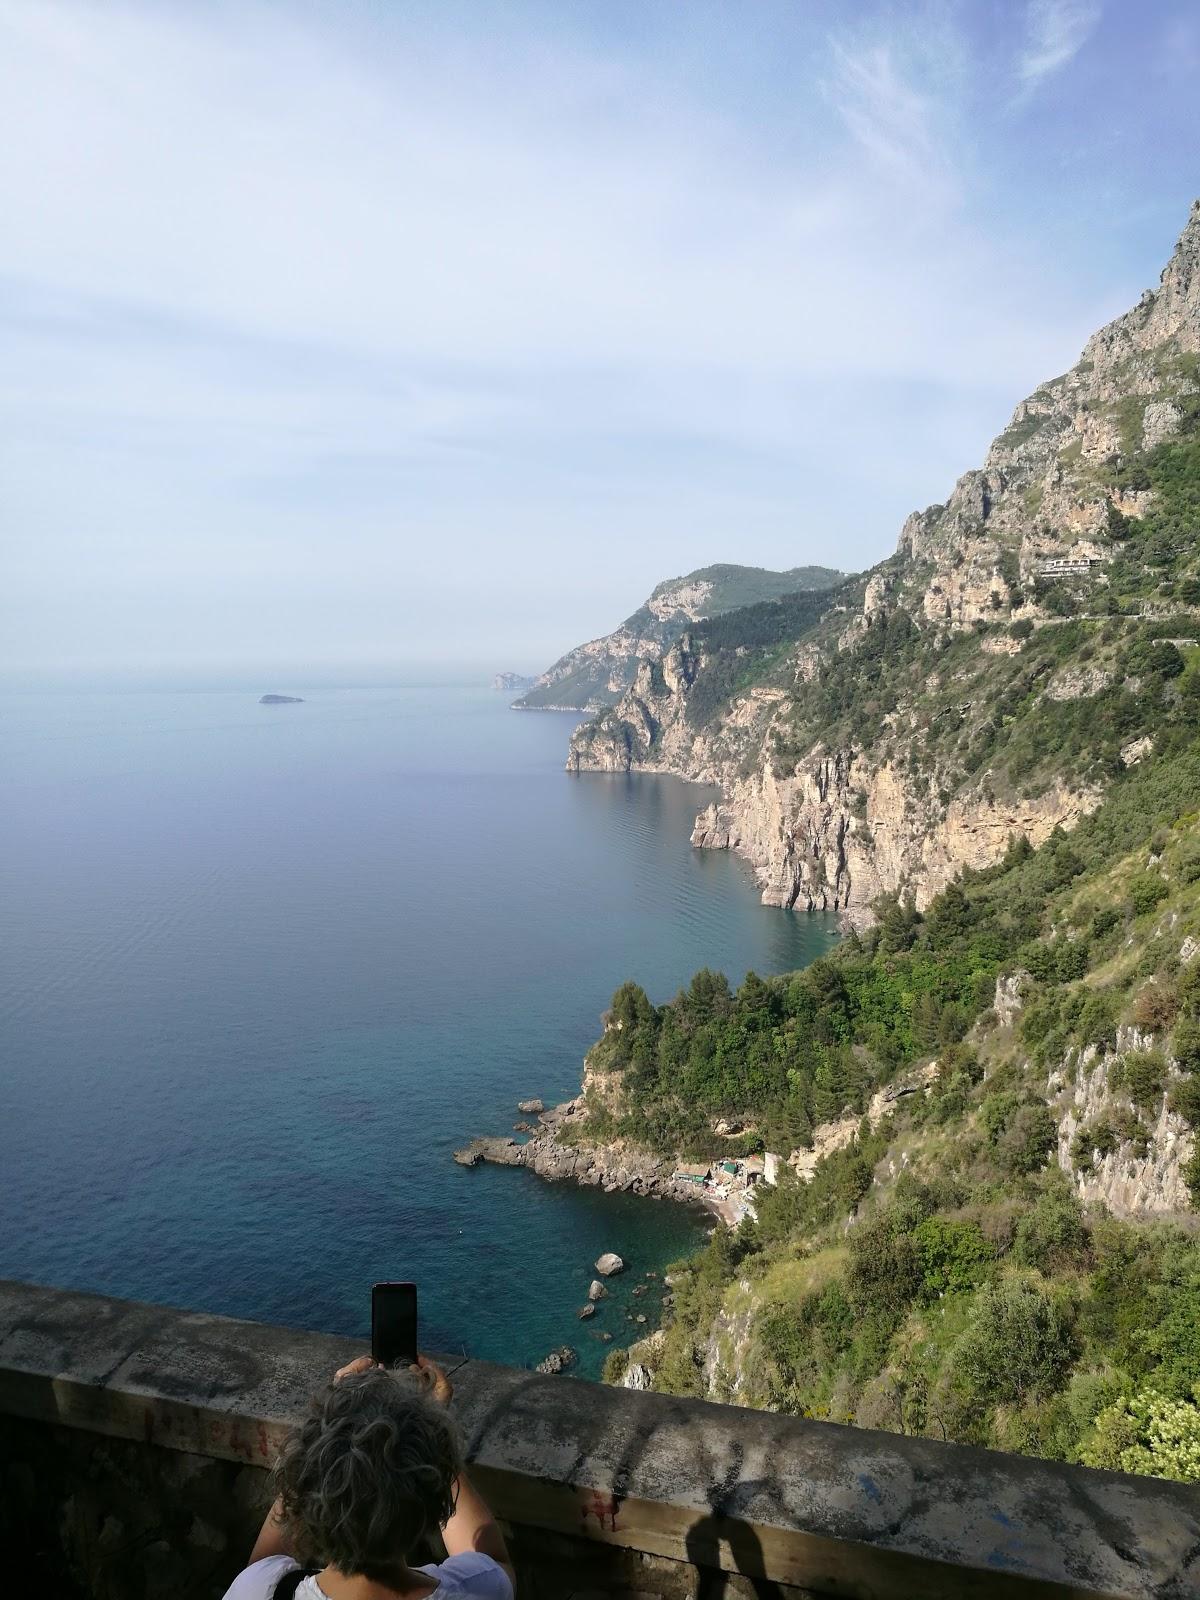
[987,1546,1032,1569]
[857,1473,883,1504]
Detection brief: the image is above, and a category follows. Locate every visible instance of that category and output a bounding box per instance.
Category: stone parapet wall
[1,1279,1197,1599]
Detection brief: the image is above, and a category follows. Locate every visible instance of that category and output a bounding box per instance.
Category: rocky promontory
[259,693,304,704]
[454,1099,717,1209]
[492,672,533,692]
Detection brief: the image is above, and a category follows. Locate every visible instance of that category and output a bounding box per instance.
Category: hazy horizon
[3,0,1198,678]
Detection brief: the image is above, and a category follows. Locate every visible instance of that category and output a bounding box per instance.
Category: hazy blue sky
[2,0,1197,682]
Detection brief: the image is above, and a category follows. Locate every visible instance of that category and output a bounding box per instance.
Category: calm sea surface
[0,685,833,1375]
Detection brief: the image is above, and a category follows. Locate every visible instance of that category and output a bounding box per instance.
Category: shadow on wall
[685,1515,786,1599]
[462,1367,793,1596]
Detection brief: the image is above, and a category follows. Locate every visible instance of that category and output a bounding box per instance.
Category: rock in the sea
[635,1314,647,1324]
[259,693,304,705]
[578,1303,596,1319]
[587,1279,607,1302]
[599,1331,613,1343]
[622,1363,652,1389]
[453,1137,523,1168]
[512,1122,535,1133]
[517,1098,545,1114]
[595,1252,625,1277]
[535,1345,577,1375]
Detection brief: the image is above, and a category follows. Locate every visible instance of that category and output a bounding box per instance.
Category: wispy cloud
[0,0,1172,675]
[1018,0,1102,89]
[825,38,951,199]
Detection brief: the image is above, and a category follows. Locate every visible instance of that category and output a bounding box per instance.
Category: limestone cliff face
[1051,1024,1195,1217]
[569,643,1099,917]
[568,202,1200,921]
[517,564,843,711]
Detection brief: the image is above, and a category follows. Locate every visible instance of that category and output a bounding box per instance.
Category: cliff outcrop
[568,202,1200,922]
[516,563,842,711]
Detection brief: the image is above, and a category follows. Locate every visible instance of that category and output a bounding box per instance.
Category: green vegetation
[579,218,1200,1484]
[516,563,845,710]
[680,586,851,728]
[650,563,845,615]
[591,739,1200,1480]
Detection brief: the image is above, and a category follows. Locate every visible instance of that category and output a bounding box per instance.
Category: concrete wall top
[1,1278,1197,1599]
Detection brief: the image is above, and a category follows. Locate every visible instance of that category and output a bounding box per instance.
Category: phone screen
[371,1281,418,1369]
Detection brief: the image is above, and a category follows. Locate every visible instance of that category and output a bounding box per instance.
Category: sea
[0,682,834,1376]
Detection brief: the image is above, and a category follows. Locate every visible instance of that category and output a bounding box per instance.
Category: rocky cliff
[515,563,843,711]
[569,201,1200,923]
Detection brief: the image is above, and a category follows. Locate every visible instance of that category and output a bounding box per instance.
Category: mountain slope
[514,562,844,710]
[569,200,1200,922]
[557,199,1200,1484]
[586,712,1200,1477]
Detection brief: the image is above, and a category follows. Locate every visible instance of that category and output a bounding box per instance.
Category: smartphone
[371,1281,418,1369]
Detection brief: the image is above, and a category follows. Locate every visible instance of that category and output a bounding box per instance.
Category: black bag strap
[272,1570,317,1599]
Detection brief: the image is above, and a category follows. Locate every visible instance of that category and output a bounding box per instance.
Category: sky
[1,0,1198,683]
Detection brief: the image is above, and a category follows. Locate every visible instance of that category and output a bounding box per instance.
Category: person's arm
[415,1357,514,1589]
[248,1500,290,1565]
[248,1355,377,1563]
[441,1468,514,1586]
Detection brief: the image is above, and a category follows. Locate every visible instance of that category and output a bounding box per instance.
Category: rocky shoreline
[454,1098,728,1218]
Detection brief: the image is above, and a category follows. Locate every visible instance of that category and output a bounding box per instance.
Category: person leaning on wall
[222,1354,514,1600]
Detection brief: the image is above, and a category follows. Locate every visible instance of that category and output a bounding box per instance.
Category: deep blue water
[0,685,833,1376]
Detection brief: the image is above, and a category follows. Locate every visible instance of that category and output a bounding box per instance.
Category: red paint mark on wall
[581,1489,621,1532]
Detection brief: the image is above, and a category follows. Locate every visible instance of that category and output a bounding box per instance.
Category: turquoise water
[0,685,834,1376]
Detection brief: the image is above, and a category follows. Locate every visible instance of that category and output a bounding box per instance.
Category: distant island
[493,672,534,692]
[259,693,304,704]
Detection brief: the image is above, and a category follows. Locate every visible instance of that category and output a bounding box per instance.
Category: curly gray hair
[273,1367,463,1581]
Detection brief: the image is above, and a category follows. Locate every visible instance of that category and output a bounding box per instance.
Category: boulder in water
[535,1345,577,1375]
[587,1279,607,1302]
[595,1252,624,1277]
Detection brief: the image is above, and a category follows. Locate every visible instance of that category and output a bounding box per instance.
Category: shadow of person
[684,1512,786,1599]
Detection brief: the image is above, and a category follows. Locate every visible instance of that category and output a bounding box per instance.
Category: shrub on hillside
[846,1212,922,1318]
[1119,1049,1168,1114]
[1169,1078,1200,1127]
[1134,980,1181,1032]
[1081,1388,1200,1482]
[912,1216,996,1296]
[946,1276,1077,1422]
[1002,1104,1058,1173]
[1012,1183,1088,1272]
[1174,1016,1200,1075]
[1129,875,1170,917]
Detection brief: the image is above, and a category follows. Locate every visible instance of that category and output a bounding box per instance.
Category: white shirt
[222,1554,513,1600]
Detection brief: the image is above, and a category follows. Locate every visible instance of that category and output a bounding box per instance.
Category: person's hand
[334,1354,376,1384]
[411,1354,452,1405]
